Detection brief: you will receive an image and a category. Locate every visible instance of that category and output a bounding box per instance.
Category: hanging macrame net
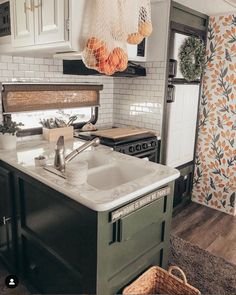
[82,0,152,76]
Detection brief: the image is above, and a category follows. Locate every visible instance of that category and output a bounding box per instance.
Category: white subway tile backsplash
[39,64,49,72]
[0,55,166,133]
[113,61,166,133]
[19,64,30,71]
[0,63,8,70]
[24,57,35,64]
[0,55,114,128]
[12,56,24,63]
[1,55,12,63]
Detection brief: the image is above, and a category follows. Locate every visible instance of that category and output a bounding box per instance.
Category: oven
[112,136,161,163]
[75,130,161,164]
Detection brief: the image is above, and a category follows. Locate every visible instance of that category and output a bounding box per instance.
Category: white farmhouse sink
[87,162,152,190]
[76,151,113,169]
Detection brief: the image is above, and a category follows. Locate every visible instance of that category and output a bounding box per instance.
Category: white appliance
[165,32,200,168]
[165,84,199,167]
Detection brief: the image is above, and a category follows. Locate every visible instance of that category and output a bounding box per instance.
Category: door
[34,0,67,45]
[0,165,14,265]
[11,0,35,47]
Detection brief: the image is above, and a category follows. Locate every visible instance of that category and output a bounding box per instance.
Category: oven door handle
[134,150,157,161]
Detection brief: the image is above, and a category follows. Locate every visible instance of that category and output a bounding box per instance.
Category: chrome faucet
[54,136,100,172]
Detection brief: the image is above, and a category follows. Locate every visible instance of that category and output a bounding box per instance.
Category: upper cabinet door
[10,0,35,47]
[34,0,67,45]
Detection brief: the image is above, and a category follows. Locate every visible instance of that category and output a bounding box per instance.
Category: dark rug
[1,236,236,295]
[169,235,236,295]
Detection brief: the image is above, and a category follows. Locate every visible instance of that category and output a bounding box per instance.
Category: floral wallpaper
[192,14,236,216]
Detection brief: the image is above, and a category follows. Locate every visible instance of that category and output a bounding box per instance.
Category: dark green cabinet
[0,161,174,295]
[0,162,16,269]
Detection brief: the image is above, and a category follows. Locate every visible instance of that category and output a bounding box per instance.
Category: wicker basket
[123,266,201,295]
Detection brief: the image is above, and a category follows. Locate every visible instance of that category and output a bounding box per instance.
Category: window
[1,83,103,135]
[11,107,94,130]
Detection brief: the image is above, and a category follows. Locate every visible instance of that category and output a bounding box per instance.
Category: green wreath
[179,36,205,82]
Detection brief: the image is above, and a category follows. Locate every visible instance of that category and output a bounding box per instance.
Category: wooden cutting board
[90,128,155,140]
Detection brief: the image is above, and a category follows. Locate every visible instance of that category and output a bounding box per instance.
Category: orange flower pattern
[192,15,236,216]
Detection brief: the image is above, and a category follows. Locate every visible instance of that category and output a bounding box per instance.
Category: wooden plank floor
[172,202,236,265]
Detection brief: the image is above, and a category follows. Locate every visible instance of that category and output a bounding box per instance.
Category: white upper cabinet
[11,0,34,47]
[34,0,66,45]
[4,0,69,55]
[1,0,171,60]
[11,0,67,47]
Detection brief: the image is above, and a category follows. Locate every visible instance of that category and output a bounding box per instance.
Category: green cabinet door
[0,163,15,268]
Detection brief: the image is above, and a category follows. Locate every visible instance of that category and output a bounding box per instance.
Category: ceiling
[175,0,236,15]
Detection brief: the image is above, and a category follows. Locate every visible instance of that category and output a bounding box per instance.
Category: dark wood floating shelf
[1,83,104,92]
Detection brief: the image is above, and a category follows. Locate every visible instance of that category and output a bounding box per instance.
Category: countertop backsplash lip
[0,137,179,212]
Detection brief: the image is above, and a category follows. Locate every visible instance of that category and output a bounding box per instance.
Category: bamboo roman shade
[1,83,103,113]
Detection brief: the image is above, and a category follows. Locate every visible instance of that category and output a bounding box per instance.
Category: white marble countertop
[0,137,180,212]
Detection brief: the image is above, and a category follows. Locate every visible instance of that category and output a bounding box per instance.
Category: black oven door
[134,150,158,163]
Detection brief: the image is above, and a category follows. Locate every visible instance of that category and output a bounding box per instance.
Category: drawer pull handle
[24,1,33,12]
[3,216,11,225]
[33,0,41,9]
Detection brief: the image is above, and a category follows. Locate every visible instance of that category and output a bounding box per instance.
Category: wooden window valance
[1,83,103,113]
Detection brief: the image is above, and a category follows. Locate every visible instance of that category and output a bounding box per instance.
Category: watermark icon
[5,275,19,289]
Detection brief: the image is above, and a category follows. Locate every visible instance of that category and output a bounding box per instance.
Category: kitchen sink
[76,151,113,169]
[87,162,152,190]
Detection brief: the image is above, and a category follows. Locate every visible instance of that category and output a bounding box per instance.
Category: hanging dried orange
[139,21,153,37]
[86,37,102,51]
[116,59,128,71]
[105,63,116,76]
[116,49,128,71]
[98,61,115,76]
[127,33,144,44]
[108,49,120,67]
[94,44,109,62]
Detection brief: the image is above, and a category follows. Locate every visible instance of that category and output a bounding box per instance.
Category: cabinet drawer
[108,195,167,275]
[22,237,82,294]
[119,196,165,242]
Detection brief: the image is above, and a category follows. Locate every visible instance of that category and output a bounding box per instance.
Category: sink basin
[87,162,152,190]
[76,151,112,169]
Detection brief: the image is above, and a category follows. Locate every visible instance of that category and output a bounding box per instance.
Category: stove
[75,131,161,163]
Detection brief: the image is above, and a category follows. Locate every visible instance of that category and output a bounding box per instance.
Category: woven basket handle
[168,266,187,285]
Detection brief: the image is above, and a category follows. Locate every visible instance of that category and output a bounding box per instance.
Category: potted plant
[0,118,24,150]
